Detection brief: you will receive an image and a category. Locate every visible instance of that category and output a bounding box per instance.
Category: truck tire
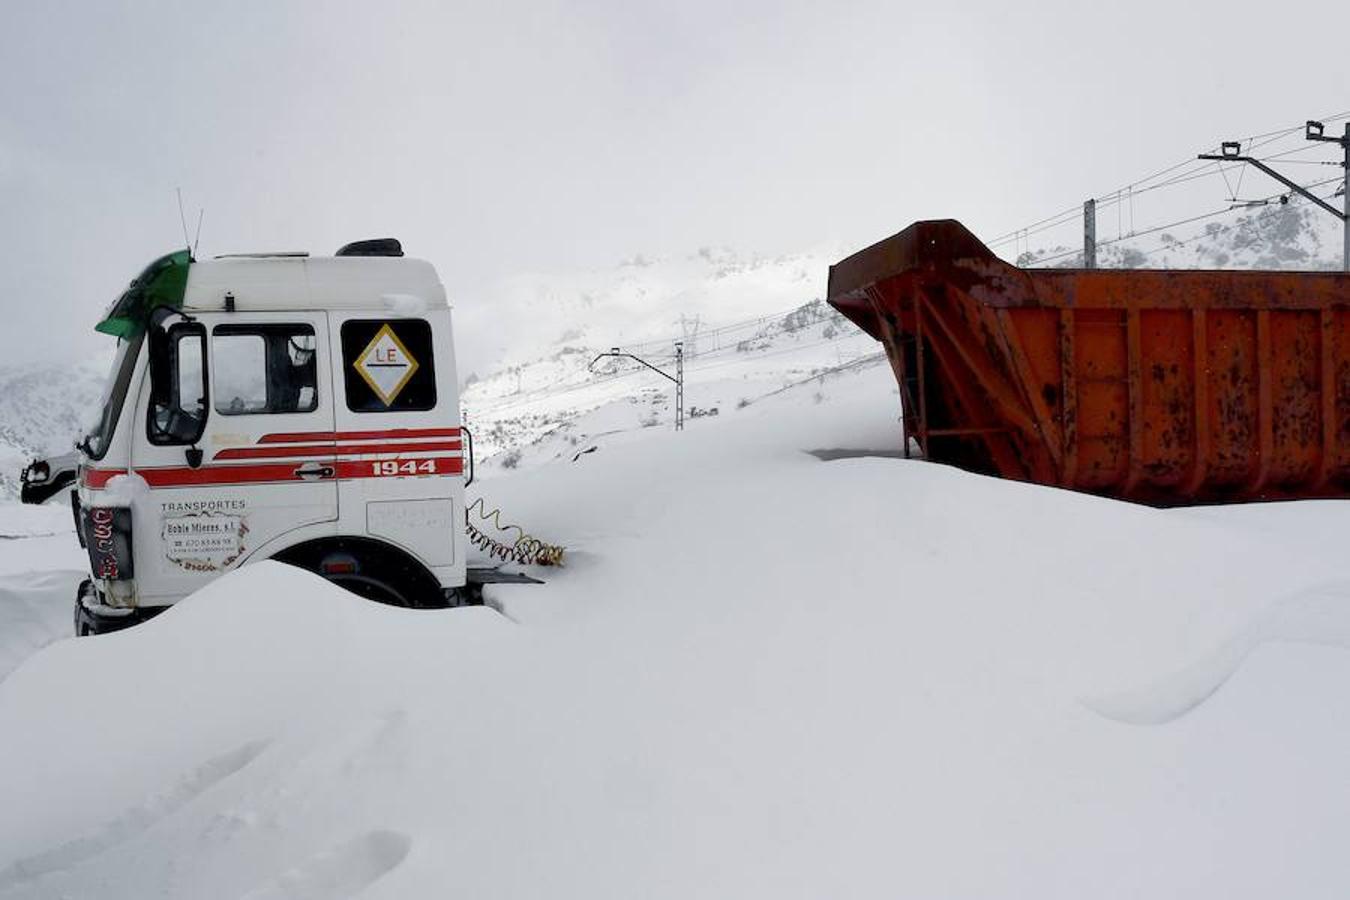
[73,579,166,636]
[272,537,445,609]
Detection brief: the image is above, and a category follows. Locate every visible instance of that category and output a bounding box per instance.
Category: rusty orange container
[828,219,1350,504]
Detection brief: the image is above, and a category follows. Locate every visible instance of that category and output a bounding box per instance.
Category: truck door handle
[294,462,335,481]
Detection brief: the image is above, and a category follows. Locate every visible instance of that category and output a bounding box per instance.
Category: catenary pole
[1201,119,1350,272]
[675,342,684,432]
[1343,122,1349,272]
[1083,199,1097,269]
[588,346,685,431]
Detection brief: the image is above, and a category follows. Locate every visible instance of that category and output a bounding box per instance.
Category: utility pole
[1313,121,1350,272]
[674,342,684,432]
[1083,198,1098,269]
[1199,119,1350,271]
[589,344,685,431]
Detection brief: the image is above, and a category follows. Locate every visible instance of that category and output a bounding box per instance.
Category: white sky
[2,0,1348,366]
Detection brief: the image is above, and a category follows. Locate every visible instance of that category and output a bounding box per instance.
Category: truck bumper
[75,579,166,637]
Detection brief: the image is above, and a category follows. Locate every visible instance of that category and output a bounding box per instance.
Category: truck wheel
[74,579,98,637]
[73,579,165,636]
[272,537,443,609]
[320,572,408,607]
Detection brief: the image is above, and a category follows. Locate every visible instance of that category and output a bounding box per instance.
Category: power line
[989,109,1350,252]
[474,324,874,416]
[470,299,836,413]
[997,153,1342,254]
[1027,177,1345,267]
[1138,182,1346,262]
[987,204,1083,247]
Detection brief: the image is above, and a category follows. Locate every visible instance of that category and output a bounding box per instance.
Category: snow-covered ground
[0,502,85,683]
[1,205,1348,896]
[4,361,1350,898]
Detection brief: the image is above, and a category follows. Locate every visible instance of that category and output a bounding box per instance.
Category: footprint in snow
[0,739,267,892]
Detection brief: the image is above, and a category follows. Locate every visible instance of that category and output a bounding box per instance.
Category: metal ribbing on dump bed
[828,219,1350,505]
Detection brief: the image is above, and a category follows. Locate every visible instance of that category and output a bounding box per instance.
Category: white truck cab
[45,238,485,635]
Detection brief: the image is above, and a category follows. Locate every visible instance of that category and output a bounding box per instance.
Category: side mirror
[147,311,209,449]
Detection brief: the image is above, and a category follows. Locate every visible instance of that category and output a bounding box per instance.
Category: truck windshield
[82,332,145,460]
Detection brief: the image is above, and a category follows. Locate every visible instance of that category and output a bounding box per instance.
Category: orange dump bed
[828,220,1350,505]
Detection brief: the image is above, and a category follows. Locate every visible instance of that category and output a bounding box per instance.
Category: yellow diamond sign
[354,324,419,406]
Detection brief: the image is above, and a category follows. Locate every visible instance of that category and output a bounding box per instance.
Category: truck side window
[213,324,319,415]
[341,319,436,412]
[148,325,209,446]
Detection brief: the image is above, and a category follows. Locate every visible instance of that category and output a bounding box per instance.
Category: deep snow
[0,503,86,683]
[3,363,1350,898]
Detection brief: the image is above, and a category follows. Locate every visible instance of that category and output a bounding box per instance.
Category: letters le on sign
[353,324,420,406]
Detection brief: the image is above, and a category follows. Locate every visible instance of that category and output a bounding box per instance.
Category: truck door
[130,311,338,603]
[328,311,464,580]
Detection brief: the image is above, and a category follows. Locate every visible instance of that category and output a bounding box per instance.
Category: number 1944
[371,459,438,476]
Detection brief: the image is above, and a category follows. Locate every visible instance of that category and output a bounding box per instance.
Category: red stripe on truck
[258,427,461,444]
[138,462,314,487]
[81,468,128,489]
[213,440,462,461]
[81,456,463,489]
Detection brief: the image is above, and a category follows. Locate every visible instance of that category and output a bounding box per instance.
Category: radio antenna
[193,208,204,259]
[175,187,191,253]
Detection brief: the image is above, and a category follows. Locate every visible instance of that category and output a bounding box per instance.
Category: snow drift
[3,364,1350,898]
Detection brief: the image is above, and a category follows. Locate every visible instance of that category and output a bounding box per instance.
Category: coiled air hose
[465,497,565,567]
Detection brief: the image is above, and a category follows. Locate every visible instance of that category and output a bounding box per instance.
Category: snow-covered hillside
[457,245,867,466]
[454,245,835,378]
[4,361,1350,897]
[463,296,884,469]
[1016,194,1343,270]
[0,356,107,497]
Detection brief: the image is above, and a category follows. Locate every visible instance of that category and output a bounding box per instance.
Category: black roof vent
[335,238,404,258]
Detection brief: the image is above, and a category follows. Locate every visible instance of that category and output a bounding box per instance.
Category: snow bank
[1086,580,1350,724]
[0,570,82,683]
[0,502,86,681]
[3,364,1350,898]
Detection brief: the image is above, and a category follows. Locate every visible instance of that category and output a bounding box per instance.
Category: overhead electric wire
[745,350,889,404]
[470,300,827,414]
[621,296,840,356]
[474,323,875,416]
[481,115,1350,419]
[989,110,1350,252]
[987,203,1084,247]
[472,288,873,416]
[1137,179,1348,261]
[1026,176,1345,267]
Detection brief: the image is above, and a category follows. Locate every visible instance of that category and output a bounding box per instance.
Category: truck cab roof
[97,244,447,338]
[184,254,447,313]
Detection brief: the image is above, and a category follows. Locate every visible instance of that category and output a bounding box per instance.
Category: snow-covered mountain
[453,244,836,379]
[0,356,109,497]
[1016,194,1343,270]
[462,294,881,469]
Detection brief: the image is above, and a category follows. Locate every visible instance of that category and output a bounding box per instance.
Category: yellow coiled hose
[465,497,566,567]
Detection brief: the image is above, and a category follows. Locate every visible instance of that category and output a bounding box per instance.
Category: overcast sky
[2,0,1347,366]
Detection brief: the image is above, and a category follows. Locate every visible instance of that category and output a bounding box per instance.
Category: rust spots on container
[827,219,1350,505]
